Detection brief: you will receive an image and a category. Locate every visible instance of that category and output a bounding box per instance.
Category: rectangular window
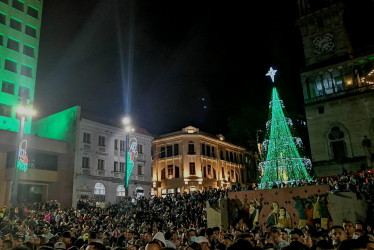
[83,132,91,144]
[166,145,172,157]
[114,139,118,150]
[189,162,196,175]
[167,164,173,176]
[173,144,179,156]
[175,166,180,178]
[4,59,17,73]
[188,143,195,155]
[12,0,24,11]
[25,25,36,38]
[226,151,229,161]
[208,165,211,175]
[97,159,105,170]
[27,6,38,18]
[0,104,12,117]
[220,150,224,160]
[120,162,125,172]
[201,143,206,155]
[137,144,143,154]
[23,44,34,57]
[212,147,215,158]
[98,135,105,146]
[0,12,5,25]
[0,34,3,45]
[10,18,21,31]
[138,165,144,175]
[222,167,225,178]
[161,168,166,180]
[82,157,90,169]
[1,81,15,95]
[114,162,119,172]
[120,140,125,151]
[207,145,211,157]
[21,65,32,78]
[18,86,29,99]
[160,147,165,158]
[213,169,217,179]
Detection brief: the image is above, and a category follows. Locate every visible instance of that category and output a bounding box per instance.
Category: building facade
[0,0,42,133]
[296,0,374,175]
[74,116,153,205]
[152,126,257,197]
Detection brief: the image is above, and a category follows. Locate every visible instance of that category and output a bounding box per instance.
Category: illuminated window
[27,6,38,18]
[187,129,194,133]
[0,12,5,25]
[189,162,196,175]
[21,65,32,78]
[0,104,12,117]
[94,183,105,202]
[83,132,91,144]
[25,25,36,38]
[4,59,17,73]
[167,165,173,177]
[18,86,30,99]
[12,0,24,11]
[116,185,126,202]
[7,38,19,51]
[1,81,15,95]
[82,157,90,169]
[97,159,105,170]
[10,18,21,31]
[23,44,34,57]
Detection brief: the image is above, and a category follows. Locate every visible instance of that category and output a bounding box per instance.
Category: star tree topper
[266,67,277,82]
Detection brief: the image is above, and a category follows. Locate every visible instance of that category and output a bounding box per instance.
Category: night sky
[34,0,305,136]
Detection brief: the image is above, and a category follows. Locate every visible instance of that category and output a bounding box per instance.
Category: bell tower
[295,0,374,175]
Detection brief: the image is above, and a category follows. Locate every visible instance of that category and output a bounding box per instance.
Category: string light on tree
[259,67,313,189]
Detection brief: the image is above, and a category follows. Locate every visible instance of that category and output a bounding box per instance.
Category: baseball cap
[54,242,66,250]
[195,236,209,244]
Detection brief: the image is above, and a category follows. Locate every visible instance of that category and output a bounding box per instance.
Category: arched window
[135,186,144,199]
[116,185,126,203]
[314,74,324,97]
[94,183,105,202]
[328,126,346,161]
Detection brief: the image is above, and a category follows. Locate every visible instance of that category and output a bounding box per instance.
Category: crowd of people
[0,170,374,250]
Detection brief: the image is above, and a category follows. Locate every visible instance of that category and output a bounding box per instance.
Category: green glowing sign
[125,137,138,188]
[17,139,29,172]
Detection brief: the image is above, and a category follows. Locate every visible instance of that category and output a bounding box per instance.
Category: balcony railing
[82,168,90,175]
[112,171,125,178]
[97,169,105,177]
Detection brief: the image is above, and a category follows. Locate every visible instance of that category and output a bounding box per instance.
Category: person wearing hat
[195,236,210,250]
[152,232,166,248]
[54,241,66,250]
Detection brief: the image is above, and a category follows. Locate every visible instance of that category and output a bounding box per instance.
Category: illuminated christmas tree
[259,68,312,189]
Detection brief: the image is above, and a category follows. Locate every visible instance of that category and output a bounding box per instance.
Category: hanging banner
[126,137,138,188]
[17,140,29,172]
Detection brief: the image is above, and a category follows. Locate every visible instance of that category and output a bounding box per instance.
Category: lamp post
[10,105,35,206]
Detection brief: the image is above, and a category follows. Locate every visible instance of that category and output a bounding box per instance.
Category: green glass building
[0,0,43,133]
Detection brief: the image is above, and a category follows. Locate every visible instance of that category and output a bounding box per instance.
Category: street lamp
[10,105,35,206]
[122,116,136,198]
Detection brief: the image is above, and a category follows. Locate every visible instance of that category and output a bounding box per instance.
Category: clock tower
[295,0,374,175]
